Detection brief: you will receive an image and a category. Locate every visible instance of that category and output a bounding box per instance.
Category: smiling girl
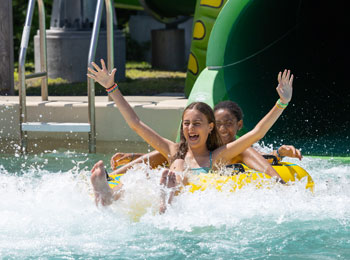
[87,59,294,208]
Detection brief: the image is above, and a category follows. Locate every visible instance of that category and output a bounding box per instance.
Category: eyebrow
[183,118,204,122]
[216,119,235,122]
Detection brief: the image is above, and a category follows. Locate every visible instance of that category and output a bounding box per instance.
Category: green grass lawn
[14,61,186,96]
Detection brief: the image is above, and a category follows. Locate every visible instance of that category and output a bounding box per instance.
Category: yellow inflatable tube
[107,161,314,192]
[187,162,314,193]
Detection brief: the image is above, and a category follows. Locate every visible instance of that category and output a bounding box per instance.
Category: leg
[91,160,123,206]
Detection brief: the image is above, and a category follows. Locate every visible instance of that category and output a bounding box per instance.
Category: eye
[183,122,190,126]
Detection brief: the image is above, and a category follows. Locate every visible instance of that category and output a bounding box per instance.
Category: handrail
[87,0,115,153]
[105,0,115,102]
[37,0,48,100]
[18,0,48,152]
[18,0,114,153]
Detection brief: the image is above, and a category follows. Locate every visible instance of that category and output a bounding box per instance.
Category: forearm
[108,88,173,158]
[108,88,141,130]
[251,104,284,140]
[242,148,282,178]
[112,150,168,175]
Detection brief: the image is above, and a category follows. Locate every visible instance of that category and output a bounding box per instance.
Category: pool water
[0,149,349,259]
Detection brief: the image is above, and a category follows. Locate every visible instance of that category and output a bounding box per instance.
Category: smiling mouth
[188,134,199,141]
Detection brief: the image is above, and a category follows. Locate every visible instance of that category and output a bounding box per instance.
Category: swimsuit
[190,152,212,174]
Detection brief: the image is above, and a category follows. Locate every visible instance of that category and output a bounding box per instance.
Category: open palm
[276,69,293,104]
[87,59,116,89]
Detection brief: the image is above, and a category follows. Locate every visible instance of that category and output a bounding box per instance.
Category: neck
[187,146,209,158]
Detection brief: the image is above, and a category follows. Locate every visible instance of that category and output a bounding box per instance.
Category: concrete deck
[0,95,188,143]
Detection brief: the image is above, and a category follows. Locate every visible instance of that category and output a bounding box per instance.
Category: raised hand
[87,59,117,89]
[276,69,293,104]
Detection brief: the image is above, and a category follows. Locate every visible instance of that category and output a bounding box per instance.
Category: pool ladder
[18,0,115,153]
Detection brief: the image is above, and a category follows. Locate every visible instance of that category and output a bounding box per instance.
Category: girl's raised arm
[213,69,294,163]
[87,59,176,161]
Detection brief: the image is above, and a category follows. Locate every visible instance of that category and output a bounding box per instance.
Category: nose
[218,124,226,132]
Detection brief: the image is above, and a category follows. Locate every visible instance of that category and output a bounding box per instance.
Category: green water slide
[185,0,227,97]
[114,0,348,155]
[187,0,301,133]
[187,0,348,155]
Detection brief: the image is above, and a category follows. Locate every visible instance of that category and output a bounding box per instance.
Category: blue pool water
[0,149,349,259]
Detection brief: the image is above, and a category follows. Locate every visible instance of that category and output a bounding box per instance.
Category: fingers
[281,69,288,84]
[110,68,117,77]
[279,69,292,83]
[110,159,116,171]
[289,74,294,86]
[278,71,282,83]
[87,67,97,75]
[289,146,297,157]
[285,69,290,82]
[112,153,124,161]
[91,62,101,72]
[296,149,302,160]
[279,145,302,160]
[101,59,107,71]
[87,73,96,80]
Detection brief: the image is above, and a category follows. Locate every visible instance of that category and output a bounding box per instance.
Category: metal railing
[18,0,48,152]
[87,0,116,153]
[18,0,115,153]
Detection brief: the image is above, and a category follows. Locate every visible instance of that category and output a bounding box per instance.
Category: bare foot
[91,160,114,206]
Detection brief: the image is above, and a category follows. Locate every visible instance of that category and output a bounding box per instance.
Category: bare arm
[213,69,294,164]
[111,152,144,170]
[112,150,168,174]
[87,59,177,161]
[240,147,283,180]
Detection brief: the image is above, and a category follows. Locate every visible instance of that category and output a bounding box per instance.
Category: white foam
[0,156,349,249]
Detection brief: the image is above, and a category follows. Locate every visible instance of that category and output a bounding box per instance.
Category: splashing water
[0,152,349,259]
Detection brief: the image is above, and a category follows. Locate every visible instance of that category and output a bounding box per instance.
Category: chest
[185,154,211,169]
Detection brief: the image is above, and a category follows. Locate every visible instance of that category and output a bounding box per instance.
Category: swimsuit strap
[209,151,212,169]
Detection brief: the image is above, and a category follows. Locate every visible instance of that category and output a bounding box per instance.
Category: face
[182,109,214,149]
[214,108,242,145]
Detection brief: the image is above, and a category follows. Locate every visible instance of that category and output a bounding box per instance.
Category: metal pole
[87,0,104,153]
[37,0,48,101]
[105,0,114,102]
[19,0,36,153]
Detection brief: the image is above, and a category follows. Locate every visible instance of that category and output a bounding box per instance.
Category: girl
[110,102,301,177]
[88,59,293,207]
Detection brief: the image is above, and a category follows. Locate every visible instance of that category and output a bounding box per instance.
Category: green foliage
[14,61,185,96]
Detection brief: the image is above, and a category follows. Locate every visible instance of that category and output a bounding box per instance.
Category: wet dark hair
[174,102,223,160]
[214,100,243,121]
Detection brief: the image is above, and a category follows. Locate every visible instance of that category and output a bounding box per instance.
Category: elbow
[128,118,141,131]
[251,128,265,142]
